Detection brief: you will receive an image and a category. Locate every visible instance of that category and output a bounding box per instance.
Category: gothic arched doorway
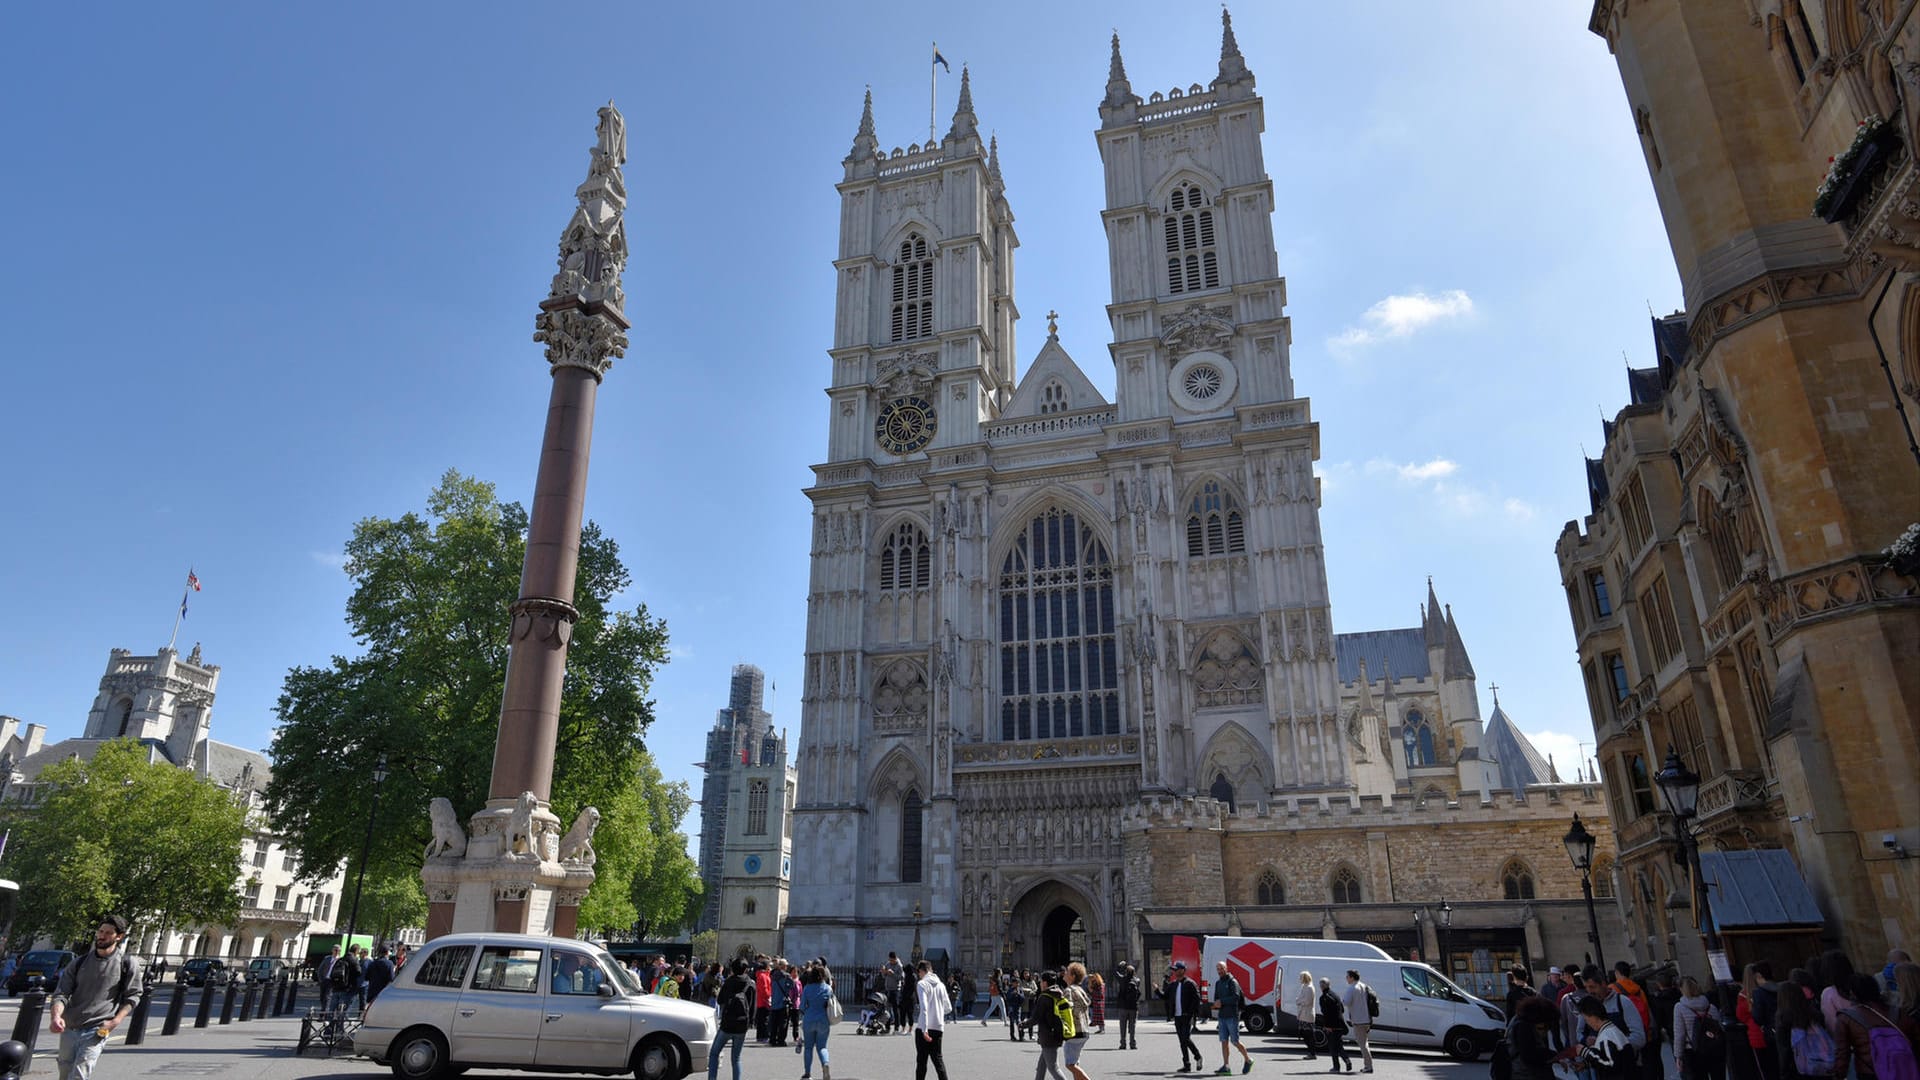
[1041,905,1086,969]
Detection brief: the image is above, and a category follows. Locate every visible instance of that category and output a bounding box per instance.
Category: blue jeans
[56,1027,108,1080]
[803,1019,831,1074]
[708,1030,745,1080]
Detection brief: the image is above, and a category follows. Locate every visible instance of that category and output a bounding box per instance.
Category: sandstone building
[785,15,1627,992]
[1559,1,1920,974]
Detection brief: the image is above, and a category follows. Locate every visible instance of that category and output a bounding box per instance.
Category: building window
[273,885,290,911]
[880,522,932,591]
[997,508,1119,740]
[1668,698,1714,784]
[252,843,269,869]
[890,233,934,342]
[1209,772,1237,813]
[1403,709,1436,767]
[116,700,134,737]
[901,789,924,884]
[319,893,334,922]
[1164,183,1220,294]
[1184,481,1245,557]
[244,881,261,907]
[1040,380,1069,414]
[1500,860,1536,900]
[1330,866,1362,905]
[1256,870,1284,906]
[1592,857,1616,899]
[1616,473,1654,552]
[743,896,757,916]
[1625,752,1657,816]
[1640,574,1683,669]
[1587,570,1613,618]
[281,849,295,872]
[746,779,769,836]
[1605,653,1631,703]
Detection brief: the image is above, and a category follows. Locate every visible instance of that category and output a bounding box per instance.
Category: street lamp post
[1001,903,1012,968]
[1654,746,1722,955]
[1437,899,1453,978]
[911,900,924,965]
[1563,813,1606,972]
[344,754,390,948]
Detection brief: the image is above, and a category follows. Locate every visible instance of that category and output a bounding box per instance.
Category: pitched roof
[11,735,269,792]
[1480,703,1553,792]
[1334,629,1430,685]
[1002,332,1109,419]
[1697,849,1824,929]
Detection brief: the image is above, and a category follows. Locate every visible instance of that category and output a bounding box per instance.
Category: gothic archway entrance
[1007,877,1105,973]
[1041,905,1085,969]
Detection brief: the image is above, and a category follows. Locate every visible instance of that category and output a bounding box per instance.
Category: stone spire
[948,65,978,141]
[1212,7,1255,96]
[533,101,631,381]
[1104,31,1134,108]
[1443,604,1476,679]
[1423,577,1446,647]
[987,133,1004,197]
[848,87,878,163]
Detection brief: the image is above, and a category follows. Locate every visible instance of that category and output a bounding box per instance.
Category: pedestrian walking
[1034,971,1071,1080]
[984,968,1008,1025]
[1294,971,1320,1060]
[1089,971,1107,1034]
[1318,976,1353,1073]
[1212,960,1253,1075]
[1063,962,1094,1080]
[799,964,834,1080]
[1170,962,1204,1072]
[1343,969,1375,1073]
[1116,963,1142,1049]
[49,914,143,1080]
[709,960,752,1080]
[915,960,953,1080]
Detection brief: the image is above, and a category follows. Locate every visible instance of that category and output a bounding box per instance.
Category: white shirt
[916,973,951,1032]
[1343,981,1371,1024]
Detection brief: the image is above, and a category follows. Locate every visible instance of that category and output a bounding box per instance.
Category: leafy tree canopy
[264,470,676,924]
[2,740,246,947]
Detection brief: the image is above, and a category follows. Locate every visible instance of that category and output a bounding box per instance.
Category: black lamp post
[1654,746,1720,953]
[1563,813,1606,972]
[910,899,924,965]
[1436,899,1453,977]
[344,754,389,949]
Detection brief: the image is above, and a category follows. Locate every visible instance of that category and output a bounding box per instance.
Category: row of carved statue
[424,793,600,867]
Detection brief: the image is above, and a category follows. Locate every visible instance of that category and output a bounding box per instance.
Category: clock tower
[715,727,795,958]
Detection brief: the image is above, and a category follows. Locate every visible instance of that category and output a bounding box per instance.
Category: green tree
[1,740,246,946]
[353,870,427,941]
[577,751,701,939]
[264,470,674,923]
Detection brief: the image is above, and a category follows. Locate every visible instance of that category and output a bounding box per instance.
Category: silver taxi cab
[355,932,714,1080]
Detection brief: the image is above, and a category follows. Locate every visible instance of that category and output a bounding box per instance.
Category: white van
[1197,938,1505,1060]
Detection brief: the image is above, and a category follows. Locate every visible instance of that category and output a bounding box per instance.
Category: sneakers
[1362,1069,1373,1074]
[1216,1068,1234,1075]
[823,1068,831,1080]
[1243,1062,1253,1074]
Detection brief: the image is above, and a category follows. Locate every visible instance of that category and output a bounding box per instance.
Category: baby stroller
[857,992,894,1035]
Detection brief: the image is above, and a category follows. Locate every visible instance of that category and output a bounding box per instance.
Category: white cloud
[1367,457,1459,482]
[1526,728,1594,784]
[1356,458,1536,523]
[310,550,349,571]
[1503,497,1538,522]
[1330,289,1475,351]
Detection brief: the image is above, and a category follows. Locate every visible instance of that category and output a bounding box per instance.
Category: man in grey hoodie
[49,914,144,1080]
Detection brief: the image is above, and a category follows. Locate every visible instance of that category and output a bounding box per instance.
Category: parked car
[247,958,293,982]
[5,950,75,995]
[178,958,231,987]
[355,932,715,1080]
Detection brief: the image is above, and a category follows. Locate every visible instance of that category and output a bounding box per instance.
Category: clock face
[874,395,936,454]
[743,854,763,875]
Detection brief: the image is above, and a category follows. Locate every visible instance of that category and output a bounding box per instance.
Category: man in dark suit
[1167,962,1203,1072]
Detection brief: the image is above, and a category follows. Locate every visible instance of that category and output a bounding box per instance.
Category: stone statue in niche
[504,791,540,857]
[559,806,601,866]
[595,102,627,167]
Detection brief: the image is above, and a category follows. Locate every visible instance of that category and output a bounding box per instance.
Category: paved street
[0,991,1490,1080]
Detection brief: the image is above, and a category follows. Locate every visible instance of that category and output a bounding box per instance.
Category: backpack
[1790,1025,1837,1077]
[329,960,349,990]
[719,983,752,1034]
[1055,990,1079,1040]
[1844,1008,1920,1080]
[1036,991,1065,1041]
[1682,1005,1725,1068]
[1365,986,1380,1022]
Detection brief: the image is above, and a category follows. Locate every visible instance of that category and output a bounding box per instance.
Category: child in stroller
[858,991,895,1035]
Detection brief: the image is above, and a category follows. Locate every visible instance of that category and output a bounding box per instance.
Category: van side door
[1386,965,1451,1047]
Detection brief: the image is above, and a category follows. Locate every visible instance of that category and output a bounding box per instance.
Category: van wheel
[632,1034,687,1080]
[1243,1008,1273,1035]
[390,1027,452,1080]
[1444,1027,1481,1061]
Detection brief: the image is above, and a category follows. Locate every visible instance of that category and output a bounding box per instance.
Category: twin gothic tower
[785,16,1443,975]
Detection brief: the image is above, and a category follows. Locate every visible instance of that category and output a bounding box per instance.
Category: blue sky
[0,2,1678,840]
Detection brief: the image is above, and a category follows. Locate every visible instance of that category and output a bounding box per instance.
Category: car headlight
[1480,1004,1503,1023]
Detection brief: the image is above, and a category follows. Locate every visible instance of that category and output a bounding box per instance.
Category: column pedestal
[423,795,595,937]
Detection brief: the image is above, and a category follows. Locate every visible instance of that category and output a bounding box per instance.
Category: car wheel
[1443,1027,1481,1062]
[390,1027,452,1080]
[1243,1008,1273,1035]
[631,1034,686,1080]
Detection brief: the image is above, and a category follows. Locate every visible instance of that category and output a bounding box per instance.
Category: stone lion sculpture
[558,806,600,866]
[503,790,540,857]
[424,797,466,860]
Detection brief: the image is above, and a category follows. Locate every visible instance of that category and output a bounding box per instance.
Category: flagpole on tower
[168,568,201,652]
[930,41,939,144]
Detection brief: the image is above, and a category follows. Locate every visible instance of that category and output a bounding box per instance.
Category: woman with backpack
[1833,973,1916,1080]
[1740,964,1781,1080]
[1033,971,1071,1080]
[1675,975,1728,1080]
[708,959,753,1080]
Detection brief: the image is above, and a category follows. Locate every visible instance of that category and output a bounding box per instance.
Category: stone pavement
[0,993,1492,1080]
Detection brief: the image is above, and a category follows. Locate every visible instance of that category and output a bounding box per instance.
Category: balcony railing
[1695,769,1770,822]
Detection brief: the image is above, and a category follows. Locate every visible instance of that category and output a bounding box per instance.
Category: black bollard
[8,988,46,1068]
[285,977,301,1015]
[219,980,238,1024]
[238,978,258,1022]
[125,976,157,1045]
[276,974,290,1016]
[194,981,215,1028]
[162,982,188,1036]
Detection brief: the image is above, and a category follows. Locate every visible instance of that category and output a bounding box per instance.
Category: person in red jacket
[755,962,774,1043]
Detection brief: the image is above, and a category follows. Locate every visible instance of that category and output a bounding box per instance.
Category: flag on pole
[932,46,950,73]
[179,567,201,619]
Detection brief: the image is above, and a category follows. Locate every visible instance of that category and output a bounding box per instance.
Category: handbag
[828,989,845,1024]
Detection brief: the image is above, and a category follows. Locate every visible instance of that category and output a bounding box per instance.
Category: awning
[1698,849,1824,929]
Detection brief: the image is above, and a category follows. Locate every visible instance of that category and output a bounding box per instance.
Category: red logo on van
[1225,941,1280,1001]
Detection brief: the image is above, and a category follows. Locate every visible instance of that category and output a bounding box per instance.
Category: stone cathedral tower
[787,15,1412,976]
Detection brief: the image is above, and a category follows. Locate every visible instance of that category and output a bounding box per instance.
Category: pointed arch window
[1592,856,1616,899]
[901,788,924,883]
[1255,870,1284,906]
[115,699,134,737]
[1330,866,1363,905]
[1501,859,1537,900]
[891,233,934,342]
[1403,708,1437,767]
[879,522,932,591]
[997,508,1119,740]
[1164,183,1220,295]
[743,896,757,916]
[1185,480,1246,557]
[1040,380,1070,415]
[1209,772,1237,813]
[746,779,769,836]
